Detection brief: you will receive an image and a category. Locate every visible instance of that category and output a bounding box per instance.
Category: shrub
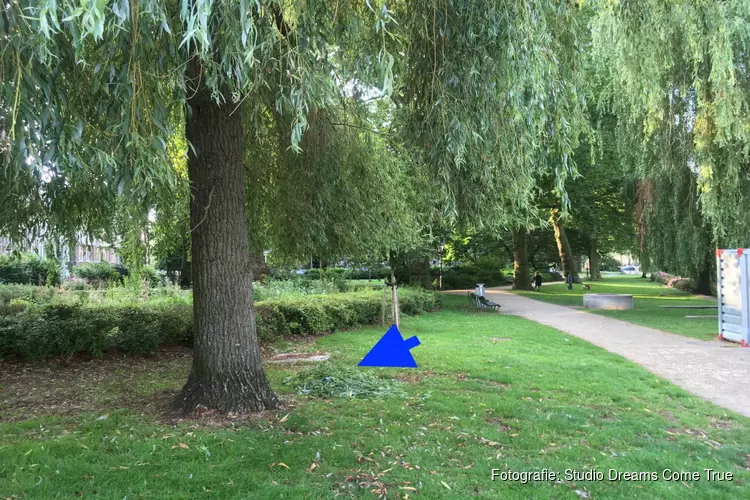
[304,268,347,280]
[155,303,194,345]
[253,277,343,301]
[0,284,72,308]
[61,277,90,291]
[73,262,124,287]
[255,287,436,341]
[434,264,507,290]
[0,284,38,305]
[117,307,163,355]
[599,255,622,272]
[136,265,165,287]
[4,305,117,359]
[538,270,564,282]
[0,288,437,360]
[0,254,61,286]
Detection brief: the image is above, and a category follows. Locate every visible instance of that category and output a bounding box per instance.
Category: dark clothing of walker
[533,274,543,292]
[566,274,574,290]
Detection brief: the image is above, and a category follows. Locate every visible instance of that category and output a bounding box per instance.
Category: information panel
[717,249,750,345]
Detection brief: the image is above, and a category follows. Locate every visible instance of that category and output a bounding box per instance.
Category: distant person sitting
[533,272,543,292]
[566,272,574,290]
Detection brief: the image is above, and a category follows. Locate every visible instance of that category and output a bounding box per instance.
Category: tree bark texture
[695,250,715,296]
[589,238,602,281]
[551,210,581,283]
[408,256,433,289]
[512,227,531,290]
[174,62,278,415]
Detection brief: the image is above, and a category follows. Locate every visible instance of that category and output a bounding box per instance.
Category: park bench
[467,292,501,311]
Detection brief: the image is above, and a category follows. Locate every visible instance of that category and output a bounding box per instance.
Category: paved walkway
[481,289,750,417]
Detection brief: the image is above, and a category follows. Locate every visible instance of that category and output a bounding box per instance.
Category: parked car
[620,265,640,275]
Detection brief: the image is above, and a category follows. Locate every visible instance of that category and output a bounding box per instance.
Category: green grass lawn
[514,275,719,341]
[1,295,748,499]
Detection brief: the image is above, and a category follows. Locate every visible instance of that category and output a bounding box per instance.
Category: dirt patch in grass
[169,395,300,429]
[709,417,735,429]
[664,427,723,449]
[393,370,439,384]
[484,417,513,432]
[0,347,192,421]
[0,347,314,424]
[657,410,680,423]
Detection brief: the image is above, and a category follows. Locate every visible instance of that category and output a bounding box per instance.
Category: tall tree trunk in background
[574,255,583,273]
[512,227,531,289]
[694,250,714,296]
[551,209,580,283]
[249,252,270,280]
[175,61,278,416]
[589,238,602,281]
[408,256,433,288]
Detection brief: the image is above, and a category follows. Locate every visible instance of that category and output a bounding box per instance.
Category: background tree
[591,0,750,293]
[563,113,635,281]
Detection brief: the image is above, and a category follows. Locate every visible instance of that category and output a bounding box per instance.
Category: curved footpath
[481,288,750,417]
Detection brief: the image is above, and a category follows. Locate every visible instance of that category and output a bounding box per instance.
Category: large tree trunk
[589,238,602,281]
[174,62,278,416]
[551,209,581,283]
[407,256,433,289]
[694,250,714,296]
[512,227,531,290]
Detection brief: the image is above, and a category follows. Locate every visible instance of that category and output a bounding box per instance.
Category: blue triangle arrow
[358,324,421,368]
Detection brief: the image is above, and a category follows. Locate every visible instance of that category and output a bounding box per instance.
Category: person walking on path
[533,272,543,292]
[566,272,574,290]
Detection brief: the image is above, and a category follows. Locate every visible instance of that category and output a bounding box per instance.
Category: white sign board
[717,249,750,345]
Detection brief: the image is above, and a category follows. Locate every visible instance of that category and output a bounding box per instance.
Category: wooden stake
[382,284,387,326]
[390,270,399,328]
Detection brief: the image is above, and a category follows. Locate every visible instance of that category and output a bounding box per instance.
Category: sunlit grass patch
[514,276,718,340]
[1,293,747,499]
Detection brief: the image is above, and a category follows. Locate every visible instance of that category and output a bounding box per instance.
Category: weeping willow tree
[244,104,422,265]
[392,0,592,286]
[1,0,397,415]
[591,0,750,291]
[3,0,591,414]
[397,0,590,223]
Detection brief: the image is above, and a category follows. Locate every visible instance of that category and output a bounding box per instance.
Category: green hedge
[0,302,193,359]
[0,254,61,286]
[0,288,437,360]
[72,262,129,287]
[302,267,392,281]
[432,265,508,290]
